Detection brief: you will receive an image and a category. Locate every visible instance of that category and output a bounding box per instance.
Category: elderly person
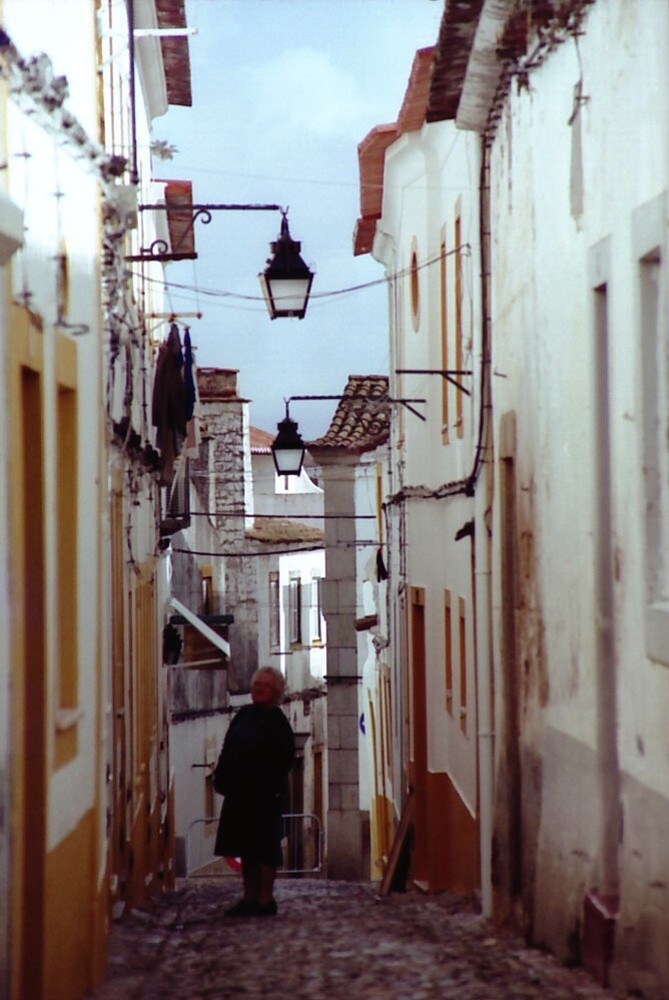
[214,666,295,916]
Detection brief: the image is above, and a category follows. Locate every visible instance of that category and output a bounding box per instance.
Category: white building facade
[0,1,193,994]
[355,1,669,995]
[355,48,486,895]
[478,3,669,994]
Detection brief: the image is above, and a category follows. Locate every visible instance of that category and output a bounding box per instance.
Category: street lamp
[259,212,314,320]
[128,202,314,320]
[270,386,430,477]
[271,403,306,476]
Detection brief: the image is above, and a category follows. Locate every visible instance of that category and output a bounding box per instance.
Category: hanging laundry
[183,327,196,421]
[151,324,190,485]
[183,326,202,457]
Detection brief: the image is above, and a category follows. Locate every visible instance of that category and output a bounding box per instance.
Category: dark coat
[214,704,295,866]
[151,324,189,486]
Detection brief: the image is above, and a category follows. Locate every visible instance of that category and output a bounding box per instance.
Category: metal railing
[184,812,323,878]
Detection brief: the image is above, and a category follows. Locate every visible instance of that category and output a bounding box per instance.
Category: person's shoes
[224,899,258,917]
[255,899,278,916]
[224,898,278,917]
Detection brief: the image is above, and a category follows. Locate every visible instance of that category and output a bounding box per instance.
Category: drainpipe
[474,137,494,919]
[126,0,139,184]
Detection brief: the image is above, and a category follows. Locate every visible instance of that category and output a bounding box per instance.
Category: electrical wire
[171,540,380,557]
[186,511,375,520]
[128,243,470,311]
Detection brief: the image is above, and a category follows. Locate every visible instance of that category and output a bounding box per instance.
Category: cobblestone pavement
[90,877,630,1000]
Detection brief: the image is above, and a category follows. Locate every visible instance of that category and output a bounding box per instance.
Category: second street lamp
[271,403,306,476]
[259,211,314,320]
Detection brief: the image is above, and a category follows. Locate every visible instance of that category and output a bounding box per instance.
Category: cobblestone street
[90,877,630,999]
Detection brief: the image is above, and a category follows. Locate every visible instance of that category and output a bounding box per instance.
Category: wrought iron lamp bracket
[395,368,473,397]
[125,202,284,264]
[287,393,427,422]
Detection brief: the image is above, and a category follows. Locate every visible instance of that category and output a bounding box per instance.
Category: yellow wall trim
[43,807,106,1000]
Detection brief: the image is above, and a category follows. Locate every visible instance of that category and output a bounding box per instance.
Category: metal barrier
[184,812,323,878]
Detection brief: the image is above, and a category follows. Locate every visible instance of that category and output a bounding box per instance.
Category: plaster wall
[0,239,16,1000]
[487,1,669,990]
[3,5,105,855]
[252,451,323,523]
[354,451,387,807]
[376,114,483,852]
[1,4,177,993]
[170,712,229,875]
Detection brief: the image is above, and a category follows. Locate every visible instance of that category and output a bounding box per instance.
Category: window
[201,565,213,614]
[161,457,190,534]
[311,576,324,643]
[55,333,79,767]
[440,229,449,443]
[409,237,420,331]
[634,193,669,664]
[288,576,302,645]
[454,206,464,439]
[444,590,453,714]
[269,572,280,649]
[375,462,385,543]
[459,597,467,733]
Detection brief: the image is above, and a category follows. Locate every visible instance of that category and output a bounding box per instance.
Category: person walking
[214,666,295,916]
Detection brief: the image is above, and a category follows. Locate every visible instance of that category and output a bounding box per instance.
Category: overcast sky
[158,0,443,439]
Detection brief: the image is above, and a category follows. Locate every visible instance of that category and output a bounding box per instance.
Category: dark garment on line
[151,323,189,485]
[214,703,295,867]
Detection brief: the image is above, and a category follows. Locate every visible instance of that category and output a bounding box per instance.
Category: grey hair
[251,665,286,700]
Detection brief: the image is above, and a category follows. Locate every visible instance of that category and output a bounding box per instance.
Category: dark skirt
[214,790,284,868]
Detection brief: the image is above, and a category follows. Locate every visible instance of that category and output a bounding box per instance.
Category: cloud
[245,47,368,141]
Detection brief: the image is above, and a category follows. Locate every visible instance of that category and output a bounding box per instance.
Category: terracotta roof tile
[353,49,434,256]
[397,46,436,132]
[163,179,195,259]
[426,0,486,123]
[352,216,378,257]
[307,375,390,455]
[250,427,275,454]
[155,0,192,107]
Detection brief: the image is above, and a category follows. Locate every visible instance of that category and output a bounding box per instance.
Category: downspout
[474,136,494,918]
[126,0,139,184]
[374,228,407,813]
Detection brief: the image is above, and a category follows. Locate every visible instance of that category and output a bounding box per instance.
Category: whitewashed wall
[3,0,106,856]
[374,116,483,825]
[487,1,669,991]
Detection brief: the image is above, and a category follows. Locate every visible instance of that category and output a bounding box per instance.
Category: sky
[158,0,444,439]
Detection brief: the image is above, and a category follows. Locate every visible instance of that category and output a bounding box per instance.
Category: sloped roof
[354,2,492,256]
[163,179,196,259]
[357,124,398,221]
[397,46,436,132]
[353,49,434,257]
[307,375,389,456]
[250,426,275,454]
[156,0,192,107]
[426,0,486,123]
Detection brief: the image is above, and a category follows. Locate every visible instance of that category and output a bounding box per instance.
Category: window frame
[288,575,302,646]
[634,193,669,666]
[269,571,281,650]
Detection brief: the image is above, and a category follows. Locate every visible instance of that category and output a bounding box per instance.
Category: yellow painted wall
[44,808,107,999]
[7,304,47,1000]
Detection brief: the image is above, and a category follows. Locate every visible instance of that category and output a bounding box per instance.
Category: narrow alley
[91,877,627,1000]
